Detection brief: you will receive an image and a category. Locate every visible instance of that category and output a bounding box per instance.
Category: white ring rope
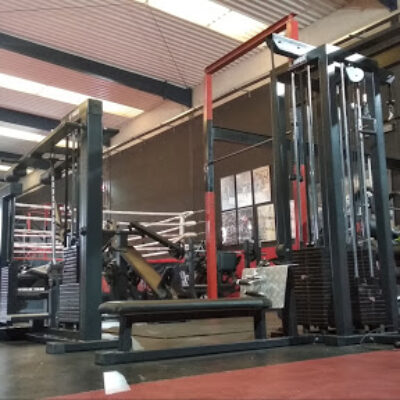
[14,202,203,260]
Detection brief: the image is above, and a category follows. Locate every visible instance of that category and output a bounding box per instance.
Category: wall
[103,85,274,246]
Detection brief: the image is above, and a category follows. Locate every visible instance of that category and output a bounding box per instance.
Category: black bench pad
[99,298,271,315]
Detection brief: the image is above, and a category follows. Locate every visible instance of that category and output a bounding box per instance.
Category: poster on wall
[221,210,237,245]
[290,200,296,239]
[253,165,271,204]
[238,207,253,243]
[220,175,236,211]
[257,204,276,242]
[236,171,253,208]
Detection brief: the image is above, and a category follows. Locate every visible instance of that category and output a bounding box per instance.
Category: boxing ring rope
[13,203,205,261]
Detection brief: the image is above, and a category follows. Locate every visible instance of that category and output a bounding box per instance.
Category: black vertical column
[0,183,21,317]
[0,183,21,266]
[271,75,292,255]
[79,99,103,341]
[318,51,353,336]
[369,75,399,331]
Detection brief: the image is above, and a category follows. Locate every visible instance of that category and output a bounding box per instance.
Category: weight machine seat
[99,298,272,316]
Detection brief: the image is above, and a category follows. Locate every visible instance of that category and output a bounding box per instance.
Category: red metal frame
[148,258,185,264]
[205,13,298,75]
[204,14,299,299]
[293,165,309,250]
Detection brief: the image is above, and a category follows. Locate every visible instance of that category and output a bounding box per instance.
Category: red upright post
[286,15,299,41]
[204,73,218,299]
[203,14,299,298]
[286,15,309,250]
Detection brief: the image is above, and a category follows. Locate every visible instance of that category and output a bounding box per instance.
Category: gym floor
[0,316,398,400]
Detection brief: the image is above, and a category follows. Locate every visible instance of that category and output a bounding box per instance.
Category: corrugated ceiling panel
[0,1,241,87]
[217,0,349,28]
[0,49,163,111]
[0,1,347,87]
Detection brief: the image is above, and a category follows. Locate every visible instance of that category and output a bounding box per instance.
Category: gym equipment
[268,32,399,343]
[0,99,119,352]
[103,221,241,301]
[203,14,299,299]
[103,224,182,301]
[95,298,275,365]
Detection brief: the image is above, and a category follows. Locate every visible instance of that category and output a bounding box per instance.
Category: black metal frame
[0,183,21,267]
[0,184,22,319]
[0,107,59,131]
[95,263,300,365]
[0,100,119,352]
[95,295,303,366]
[96,336,313,366]
[213,127,269,146]
[268,34,399,338]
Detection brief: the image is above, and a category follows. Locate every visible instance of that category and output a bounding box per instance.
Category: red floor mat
[48,350,400,400]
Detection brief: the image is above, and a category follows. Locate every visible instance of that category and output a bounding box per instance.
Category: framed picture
[220,175,236,211]
[238,207,253,243]
[253,165,271,204]
[257,204,276,242]
[236,171,253,208]
[221,210,237,245]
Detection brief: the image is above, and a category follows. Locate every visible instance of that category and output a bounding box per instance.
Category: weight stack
[62,246,79,284]
[58,283,80,323]
[292,246,388,332]
[348,249,387,328]
[0,267,9,323]
[58,247,80,324]
[291,247,333,330]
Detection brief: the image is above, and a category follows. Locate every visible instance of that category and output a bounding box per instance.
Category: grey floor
[0,317,392,400]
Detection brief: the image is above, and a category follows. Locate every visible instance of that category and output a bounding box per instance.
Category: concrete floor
[0,317,393,400]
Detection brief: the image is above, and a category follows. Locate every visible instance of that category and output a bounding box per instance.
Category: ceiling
[0,0,349,180]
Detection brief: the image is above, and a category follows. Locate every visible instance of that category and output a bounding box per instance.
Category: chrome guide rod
[50,164,57,265]
[291,72,303,245]
[340,64,358,278]
[337,94,348,234]
[356,85,374,278]
[306,65,319,243]
[70,130,77,241]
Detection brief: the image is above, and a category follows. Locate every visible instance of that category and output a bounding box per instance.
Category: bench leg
[118,316,133,351]
[254,311,267,339]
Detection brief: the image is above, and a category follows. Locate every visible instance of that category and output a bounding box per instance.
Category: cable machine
[0,99,119,352]
[268,34,398,341]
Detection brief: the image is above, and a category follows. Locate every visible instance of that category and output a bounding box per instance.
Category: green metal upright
[77,99,104,341]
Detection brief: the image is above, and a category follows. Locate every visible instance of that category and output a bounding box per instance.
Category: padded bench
[95,298,273,365]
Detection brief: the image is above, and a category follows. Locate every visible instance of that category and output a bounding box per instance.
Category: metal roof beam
[0,32,192,107]
[213,127,269,146]
[0,151,22,163]
[0,108,119,145]
[0,107,59,131]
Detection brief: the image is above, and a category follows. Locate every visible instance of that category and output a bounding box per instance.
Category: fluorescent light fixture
[0,164,11,172]
[0,125,70,147]
[0,125,95,152]
[0,126,44,143]
[137,0,267,42]
[0,73,143,118]
[346,53,365,63]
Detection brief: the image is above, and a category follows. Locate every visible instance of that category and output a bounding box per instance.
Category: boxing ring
[13,202,204,262]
